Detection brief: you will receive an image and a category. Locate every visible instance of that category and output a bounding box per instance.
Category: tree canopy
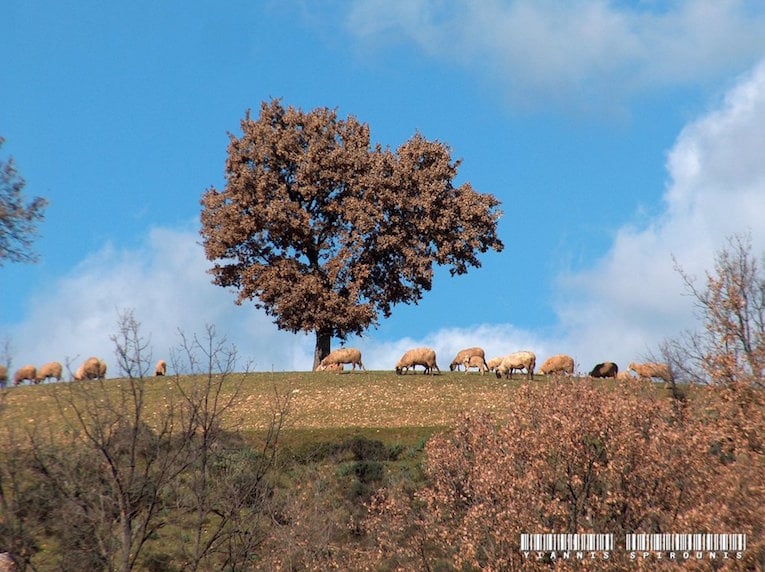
[200,99,503,368]
[0,137,47,266]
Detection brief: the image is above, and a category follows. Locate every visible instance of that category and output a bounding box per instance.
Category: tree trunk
[313,328,332,371]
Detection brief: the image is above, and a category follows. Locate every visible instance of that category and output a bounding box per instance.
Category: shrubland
[1,235,763,570]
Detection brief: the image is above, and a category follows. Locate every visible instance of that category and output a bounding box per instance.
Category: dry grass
[1,371,674,448]
[0,370,547,437]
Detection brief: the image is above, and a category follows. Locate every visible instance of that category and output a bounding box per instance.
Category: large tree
[200,99,504,369]
[0,137,47,266]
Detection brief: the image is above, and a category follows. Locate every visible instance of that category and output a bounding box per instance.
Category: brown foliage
[200,99,503,367]
[366,379,765,570]
[671,233,765,388]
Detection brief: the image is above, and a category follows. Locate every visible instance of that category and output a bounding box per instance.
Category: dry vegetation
[2,371,763,571]
[0,370,529,438]
[1,236,763,570]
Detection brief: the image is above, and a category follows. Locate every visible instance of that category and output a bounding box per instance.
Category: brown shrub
[366,379,765,571]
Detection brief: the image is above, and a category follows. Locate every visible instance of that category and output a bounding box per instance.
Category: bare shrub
[168,324,290,571]
[40,309,195,571]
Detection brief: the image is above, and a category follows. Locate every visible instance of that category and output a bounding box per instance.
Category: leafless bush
[168,324,290,571]
[40,309,194,571]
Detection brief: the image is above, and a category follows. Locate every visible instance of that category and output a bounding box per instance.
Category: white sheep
[322,362,344,373]
[316,348,365,372]
[395,347,440,375]
[462,355,489,374]
[496,351,536,381]
[13,365,37,386]
[486,356,504,372]
[75,357,105,381]
[155,359,167,376]
[36,361,63,383]
[538,354,575,376]
[628,361,672,383]
[615,369,636,381]
[0,365,7,387]
[449,347,486,372]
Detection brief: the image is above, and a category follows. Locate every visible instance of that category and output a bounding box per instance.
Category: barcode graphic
[520,534,614,552]
[626,534,746,552]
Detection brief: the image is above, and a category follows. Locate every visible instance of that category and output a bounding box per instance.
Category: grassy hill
[1,369,539,446]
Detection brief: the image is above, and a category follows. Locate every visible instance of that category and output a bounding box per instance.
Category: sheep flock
[311,346,672,385]
[2,357,171,388]
[1,346,673,387]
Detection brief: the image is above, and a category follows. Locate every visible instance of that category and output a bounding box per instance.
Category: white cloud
[344,0,765,112]
[3,225,314,377]
[551,59,765,368]
[361,57,765,375]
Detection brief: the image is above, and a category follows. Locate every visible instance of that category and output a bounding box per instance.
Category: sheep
[36,361,63,383]
[462,354,489,375]
[589,362,618,378]
[615,369,636,381]
[395,347,440,375]
[628,361,672,383]
[496,351,536,381]
[0,365,7,387]
[155,359,167,376]
[489,354,531,378]
[322,362,344,373]
[449,347,486,372]
[538,354,575,376]
[75,357,105,381]
[13,365,37,386]
[316,347,365,372]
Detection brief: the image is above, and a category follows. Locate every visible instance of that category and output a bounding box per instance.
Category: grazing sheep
[322,362,344,373]
[615,369,636,381]
[538,354,575,376]
[155,359,167,376]
[317,348,365,372]
[75,357,105,381]
[589,362,618,378]
[628,361,672,383]
[486,356,504,372]
[36,361,63,383]
[449,347,486,372]
[13,365,37,386]
[395,347,440,375]
[496,351,536,381]
[0,365,7,387]
[462,354,489,375]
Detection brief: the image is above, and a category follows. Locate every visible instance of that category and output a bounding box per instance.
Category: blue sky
[2,1,765,375]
